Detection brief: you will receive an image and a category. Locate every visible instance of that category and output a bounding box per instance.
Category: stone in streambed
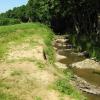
[72,59,100,70]
[55,62,67,69]
[72,75,100,95]
[56,54,66,61]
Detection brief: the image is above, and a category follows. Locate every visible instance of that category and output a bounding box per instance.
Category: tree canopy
[0,0,100,59]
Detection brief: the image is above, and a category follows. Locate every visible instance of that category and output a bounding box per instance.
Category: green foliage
[69,34,77,47]
[0,81,12,89]
[44,46,55,64]
[69,30,100,60]
[55,78,86,100]
[89,47,100,60]
[44,32,55,64]
[34,96,42,100]
[0,5,28,22]
[36,61,45,69]
[55,79,73,94]
[0,80,18,99]
[0,92,18,100]
[27,0,50,24]
[0,18,20,26]
[53,69,87,100]
[11,70,23,76]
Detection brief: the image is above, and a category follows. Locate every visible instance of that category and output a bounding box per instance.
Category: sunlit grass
[52,69,87,100]
[0,92,19,100]
[0,23,54,61]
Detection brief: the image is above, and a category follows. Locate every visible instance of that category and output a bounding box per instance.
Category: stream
[55,35,100,100]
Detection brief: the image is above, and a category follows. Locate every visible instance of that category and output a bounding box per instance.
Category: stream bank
[54,35,100,100]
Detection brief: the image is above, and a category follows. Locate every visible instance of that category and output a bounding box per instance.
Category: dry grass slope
[0,23,75,100]
[0,23,86,100]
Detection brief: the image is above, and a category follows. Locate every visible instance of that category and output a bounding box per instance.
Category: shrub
[55,79,87,100]
[0,18,20,26]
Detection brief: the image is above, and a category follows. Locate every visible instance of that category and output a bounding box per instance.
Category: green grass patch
[0,80,18,100]
[0,23,55,63]
[44,33,55,64]
[0,81,12,89]
[53,69,87,100]
[36,61,45,69]
[54,78,86,100]
[0,92,18,100]
[10,69,23,76]
[34,96,42,100]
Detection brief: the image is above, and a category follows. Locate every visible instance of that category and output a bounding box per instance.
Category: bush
[55,79,87,100]
[0,18,20,26]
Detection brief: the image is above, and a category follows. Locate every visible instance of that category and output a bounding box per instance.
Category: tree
[0,5,28,22]
[27,0,50,24]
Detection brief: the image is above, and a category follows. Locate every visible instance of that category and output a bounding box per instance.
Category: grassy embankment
[0,23,86,100]
[0,23,54,63]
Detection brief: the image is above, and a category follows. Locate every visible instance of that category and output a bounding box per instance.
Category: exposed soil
[0,35,74,100]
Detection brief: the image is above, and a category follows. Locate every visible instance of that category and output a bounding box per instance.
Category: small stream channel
[55,36,100,100]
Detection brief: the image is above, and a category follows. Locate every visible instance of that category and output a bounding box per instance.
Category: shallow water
[73,68,100,100]
[84,93,100,100]
[58,46,100,100]
[72,68,100,87]
[58,49,85,65]
[55,36,100,100]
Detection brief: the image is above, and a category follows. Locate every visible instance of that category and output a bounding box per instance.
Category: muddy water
[58,50,85,65]
[72,68,100,87]
[58,46,100,100]
[72,68,100,100]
